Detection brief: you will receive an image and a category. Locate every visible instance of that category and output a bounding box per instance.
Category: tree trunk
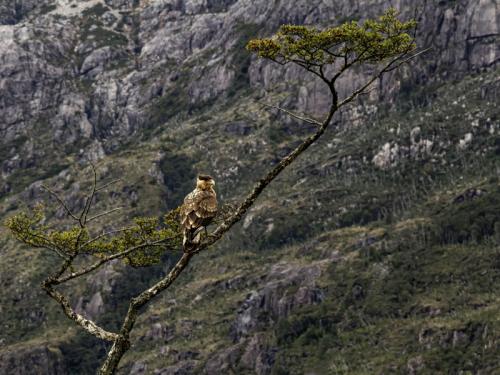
[98,336,130,375]
[97,252,194,374]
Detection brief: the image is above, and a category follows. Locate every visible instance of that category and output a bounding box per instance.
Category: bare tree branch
[96,179,123,192]
[260,102,322,126]
[57,236,180,284]
[338,48,430,108]
[42,256,120,342]
[80,163,98,227]
[87,207,123,223]
[384,48,431,72]
[42,282,120,342]
[41,185,80,222]
[289,59,332,86]
[330,45,371,83]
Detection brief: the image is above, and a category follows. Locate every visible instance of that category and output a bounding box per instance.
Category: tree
[5,9,424,374]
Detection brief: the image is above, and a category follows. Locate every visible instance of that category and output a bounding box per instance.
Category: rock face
[0,0,499,196]
[0,345,67,375]
[231,262,324,341]
[0,0,52,25]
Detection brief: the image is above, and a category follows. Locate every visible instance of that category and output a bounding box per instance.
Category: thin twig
[80,163,98,227]
[34,234,69,260]
[358,87,377,97]
[338,48,430,108]
[87,207,123,223]
[384,47,432,72]
[289,59,331,85]
[260,102,322,126]
[41,185,80,222]
[96,179,123,192]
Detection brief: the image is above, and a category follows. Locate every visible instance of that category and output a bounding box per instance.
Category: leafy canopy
[246,8,416,70]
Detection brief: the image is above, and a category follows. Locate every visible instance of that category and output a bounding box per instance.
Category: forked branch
[41,184,79,221]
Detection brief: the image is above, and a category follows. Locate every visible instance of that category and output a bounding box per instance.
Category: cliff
[0,0,499,374]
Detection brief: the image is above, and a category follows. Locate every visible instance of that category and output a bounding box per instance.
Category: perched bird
[180,174,218,250]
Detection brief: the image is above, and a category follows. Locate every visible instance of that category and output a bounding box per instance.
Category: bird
[180,174,218,250]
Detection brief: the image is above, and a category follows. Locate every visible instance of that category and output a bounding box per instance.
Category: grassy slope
[0,57,499,374]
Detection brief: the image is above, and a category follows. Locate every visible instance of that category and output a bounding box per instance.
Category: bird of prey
[180,174,218,250]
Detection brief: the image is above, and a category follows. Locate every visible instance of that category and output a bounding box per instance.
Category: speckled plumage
[180,176,218,248]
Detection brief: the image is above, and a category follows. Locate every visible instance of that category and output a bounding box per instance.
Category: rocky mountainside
[0,0,499,374]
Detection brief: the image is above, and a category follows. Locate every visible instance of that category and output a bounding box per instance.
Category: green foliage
[4,206,182,267]
[432,187,500,244]
[90,211,182,267]
[275,305,338,348]
[4,204,52,248]
[246,8,416,69]
[81,3,110,18]
[79,5,128,50]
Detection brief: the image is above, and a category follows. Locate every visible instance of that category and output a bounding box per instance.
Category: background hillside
[0,0,499,374]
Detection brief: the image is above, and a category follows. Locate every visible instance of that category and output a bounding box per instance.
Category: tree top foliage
[246,8,416,72]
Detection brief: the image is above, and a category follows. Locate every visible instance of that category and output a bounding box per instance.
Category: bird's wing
[194,191,218,219]
[180,190,198,227]
[181,190,218,230]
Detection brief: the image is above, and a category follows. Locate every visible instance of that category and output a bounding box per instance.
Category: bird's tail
[182,228,193,250]
[183,228,203,251]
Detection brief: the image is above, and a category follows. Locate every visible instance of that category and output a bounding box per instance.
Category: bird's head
[196,174,215,190]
